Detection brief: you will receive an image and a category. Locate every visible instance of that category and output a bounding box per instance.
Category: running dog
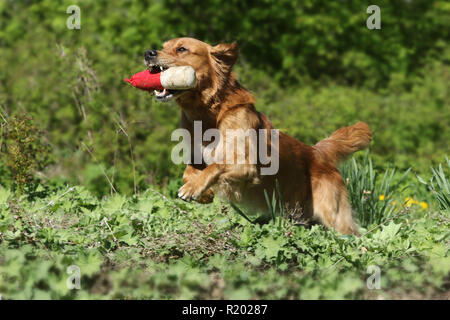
[144,37,371,235]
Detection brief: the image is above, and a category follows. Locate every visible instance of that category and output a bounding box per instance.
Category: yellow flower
[379,195,385,200]
[419,202,429,209]
[404,197,417,207]
[403,197,429,210]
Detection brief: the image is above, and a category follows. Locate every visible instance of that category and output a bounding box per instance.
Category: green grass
[340,151,412,227]
[0,156,448,299]
[418,157,450,212]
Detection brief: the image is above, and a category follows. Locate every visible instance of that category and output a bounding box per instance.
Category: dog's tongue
[124,69,164,91]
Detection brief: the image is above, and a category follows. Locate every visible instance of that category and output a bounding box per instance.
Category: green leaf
[372,221,402,243]
[261,236,287,260]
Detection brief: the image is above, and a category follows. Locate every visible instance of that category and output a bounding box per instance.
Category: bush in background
[0,0,448,196]
[0,114,50,195]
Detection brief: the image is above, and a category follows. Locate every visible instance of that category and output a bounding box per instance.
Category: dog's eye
[176,46,187,53]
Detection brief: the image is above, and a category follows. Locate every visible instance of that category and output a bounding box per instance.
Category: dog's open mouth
[147,64,181,102]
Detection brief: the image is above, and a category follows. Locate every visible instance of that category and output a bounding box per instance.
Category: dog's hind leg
[311,171,359,235]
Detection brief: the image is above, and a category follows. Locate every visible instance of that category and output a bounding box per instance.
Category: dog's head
[144,37,238,103]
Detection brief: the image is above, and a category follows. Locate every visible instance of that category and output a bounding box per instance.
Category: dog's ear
[210,42,239,68]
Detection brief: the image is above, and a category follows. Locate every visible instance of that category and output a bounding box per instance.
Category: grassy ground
[0,156,448,300]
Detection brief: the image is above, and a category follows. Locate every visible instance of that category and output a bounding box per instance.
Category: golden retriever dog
[144,37,371,235]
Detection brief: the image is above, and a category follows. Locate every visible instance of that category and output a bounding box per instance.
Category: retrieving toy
[124,66,196,91]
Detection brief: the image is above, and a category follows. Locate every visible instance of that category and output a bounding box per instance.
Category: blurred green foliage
[0,0,448,196]
[1,114,51,195]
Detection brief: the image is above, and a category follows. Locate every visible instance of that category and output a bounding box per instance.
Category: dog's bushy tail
[313,122,372,166]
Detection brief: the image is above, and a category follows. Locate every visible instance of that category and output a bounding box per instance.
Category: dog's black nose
[144,50,157,60]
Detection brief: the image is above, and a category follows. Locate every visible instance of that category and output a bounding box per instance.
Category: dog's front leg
[182,164,215,203]
[178,164,224,201]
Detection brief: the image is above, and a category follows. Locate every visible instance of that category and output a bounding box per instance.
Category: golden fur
[147,37,372,235]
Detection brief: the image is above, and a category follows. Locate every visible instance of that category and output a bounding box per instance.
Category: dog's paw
[178,181,204,201]
[195,188,214,204]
